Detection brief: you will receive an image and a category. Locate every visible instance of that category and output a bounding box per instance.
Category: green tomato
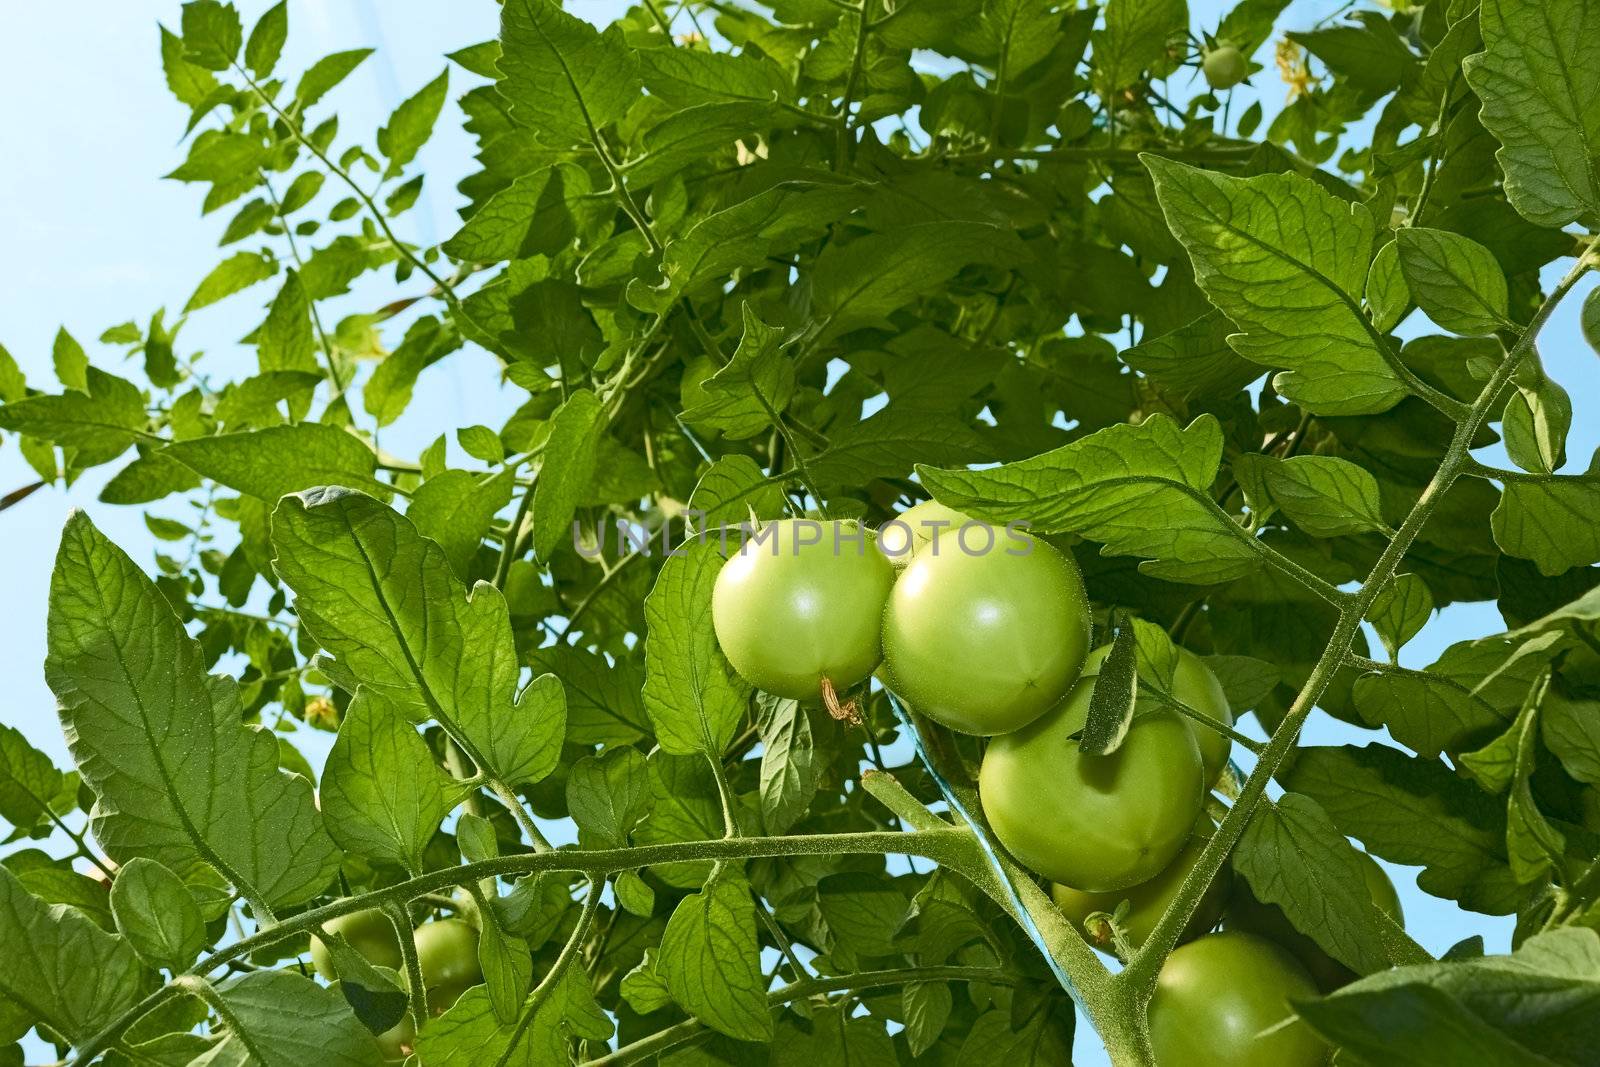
[713,519,895,702]
[878,500,977,565]
[1167,648,1235,786]
[375,1010,415,1060]
[1150,932,1328,1067]
[1051,820,1230,951]
[979,650,1205,890]
[1225,850,1402,992]
[881,535,1091,735]
[415,918,482,1009]
[309,908,403,981]
[1203,43,1248,90]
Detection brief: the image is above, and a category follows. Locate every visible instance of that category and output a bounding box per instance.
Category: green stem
[834,0,873,168]
[65,830,972,1067]
[258,169,344,394]
[384,904,428,1033]
[1115,241,1598,1033]
[232,64,466,318]
[493,878,603,1067]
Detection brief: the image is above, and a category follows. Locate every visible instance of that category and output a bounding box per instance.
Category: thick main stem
[1111,246,1597,1049]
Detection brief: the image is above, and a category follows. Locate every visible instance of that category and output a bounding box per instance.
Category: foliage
[2,0,1600,1064]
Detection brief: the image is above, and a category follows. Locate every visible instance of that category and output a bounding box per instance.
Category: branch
[1117,239,1599,1014]
[65,830,974,1066]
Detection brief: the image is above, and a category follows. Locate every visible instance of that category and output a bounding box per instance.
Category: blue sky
[2,2,1597,1062]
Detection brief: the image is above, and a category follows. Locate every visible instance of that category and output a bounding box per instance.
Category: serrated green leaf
[185,250,276,313]
[296,48,374,110]
[45,512,341,910]
[407,468,514,579]
[257,270,319,376]
[1284,744,1521,914]
[681,304,795,440]
[442,164,592,263]
[1463,0,1600,228]
[640,46,792,107]
[244,1,287,78]
[0,368,146,465]
[498,0,641,146]
[525,644,649,745]
[919,414,1261,584]
[1395,227,1510,336]
[1502,373,1572,475]
[687,455,785,530]
[209,969,384,1067]
[1297,929,1600,1067]
[642,537,751,756]
[52,327,88,391]
[757,696,821,835]
[0,724,65,834]
[1121,309,1263,401]
[272,488,566,788]
[457,424,504,464]
[532,389,603,561]
[1365,238,1409,333]
[1368,573,1433,660]
[1257,454,1390,538]
[1146,157,1408,415]
[1490,469,1600,576]
[320,689,455,874]
[659,873,773,1042]
[565,747,651,849]
[812,221,1022,342]
[1542,685,1600,786]
[181,0,242,71]
[160,24,218,107]
[109,858,206,972]
[1237,794,1427,977]
[903,980,953,1058]
[1093,0,1186,92]
[378,69,449,178]
[0,864,151,1043]
[165,423,381,501]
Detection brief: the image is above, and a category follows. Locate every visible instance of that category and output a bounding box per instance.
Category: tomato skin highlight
[979,648,1205,891]
[881,534,1091,735]
[1149,931,1328,1067]
[712,519,895,702]
[414,918,483,1010]
[1226,850,1403,992]
[1051,821,1230,950]
[309,908,403,980]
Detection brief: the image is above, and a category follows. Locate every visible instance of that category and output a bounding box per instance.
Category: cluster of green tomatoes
[713,506,1402,1065]
[310,914,480,1058]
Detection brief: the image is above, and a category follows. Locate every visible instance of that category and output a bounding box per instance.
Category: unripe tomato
[877,500,975,565]
[712,519,895,702]
[309,908,403,980]
[1168,648,1234,786]
[979,648,1205,890]
[1203,43,1248,90]
[1226,850,1402,992]
[881,534,1090,735]
[1150,932,1326,1066]
[375,1008,415,1060]
[415,918,483,1011]
[1051,820,1230,951]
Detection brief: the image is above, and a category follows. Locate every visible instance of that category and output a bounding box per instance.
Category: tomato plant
[1,0,1598,1064]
